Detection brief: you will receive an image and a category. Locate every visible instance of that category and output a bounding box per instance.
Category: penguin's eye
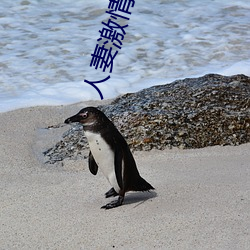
[79,112,88,119]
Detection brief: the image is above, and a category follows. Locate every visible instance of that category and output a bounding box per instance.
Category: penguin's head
[65,107,109,129]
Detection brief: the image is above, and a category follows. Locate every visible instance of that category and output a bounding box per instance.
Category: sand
[0,100,249,250]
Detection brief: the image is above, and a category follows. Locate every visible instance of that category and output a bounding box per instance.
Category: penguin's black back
[103,123,154,192]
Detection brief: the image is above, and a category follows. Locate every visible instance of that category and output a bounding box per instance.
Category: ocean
[0,0,249,112]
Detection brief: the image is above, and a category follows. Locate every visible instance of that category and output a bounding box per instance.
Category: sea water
[0,0,249,112]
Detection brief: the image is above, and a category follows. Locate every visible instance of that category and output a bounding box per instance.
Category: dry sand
[0,100,249,249]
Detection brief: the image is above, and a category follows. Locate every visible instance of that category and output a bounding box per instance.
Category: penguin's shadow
[122,191,157,208]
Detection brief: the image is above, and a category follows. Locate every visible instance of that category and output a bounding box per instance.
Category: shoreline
[0,101,250,249]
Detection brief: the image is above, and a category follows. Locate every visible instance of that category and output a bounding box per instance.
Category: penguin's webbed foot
[101,196,124,209]
[105,187,118,198]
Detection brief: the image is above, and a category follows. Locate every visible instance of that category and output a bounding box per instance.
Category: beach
[1,1,250,248]
[0,100,249,249]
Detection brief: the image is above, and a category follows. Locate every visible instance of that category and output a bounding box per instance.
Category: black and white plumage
[65,107,154,209]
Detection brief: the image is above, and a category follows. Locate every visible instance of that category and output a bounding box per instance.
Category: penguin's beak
[64,114,81,124]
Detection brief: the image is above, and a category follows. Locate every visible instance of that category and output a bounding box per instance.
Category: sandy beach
[0,100,249,249]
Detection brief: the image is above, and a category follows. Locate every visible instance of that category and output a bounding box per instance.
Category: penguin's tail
[132,176,154,192]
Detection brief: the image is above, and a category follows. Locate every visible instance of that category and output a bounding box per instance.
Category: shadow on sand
[122,190,157,208]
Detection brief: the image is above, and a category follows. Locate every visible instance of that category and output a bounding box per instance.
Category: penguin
[64,107,154,209]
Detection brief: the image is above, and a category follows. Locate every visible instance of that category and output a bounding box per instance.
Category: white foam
[218,60,250,76]
[0,0,250,112]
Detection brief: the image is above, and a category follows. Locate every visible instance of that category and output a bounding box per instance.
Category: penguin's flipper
[114,146,123,190]
[101,196,124,209]
[88,151,98,175]
[105,187,118,198]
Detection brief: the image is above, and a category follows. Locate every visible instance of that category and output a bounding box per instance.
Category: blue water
[0,0,250,112]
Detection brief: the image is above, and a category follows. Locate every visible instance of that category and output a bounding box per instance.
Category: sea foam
[0,0,249,112]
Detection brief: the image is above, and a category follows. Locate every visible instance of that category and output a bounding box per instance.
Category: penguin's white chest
[85,131,120,192]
